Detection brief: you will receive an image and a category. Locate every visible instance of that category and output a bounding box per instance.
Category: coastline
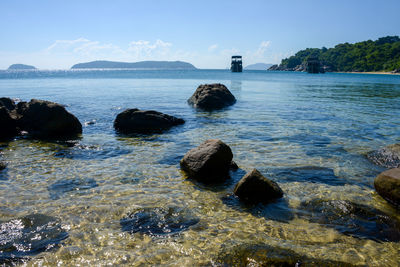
[334,71,400,75]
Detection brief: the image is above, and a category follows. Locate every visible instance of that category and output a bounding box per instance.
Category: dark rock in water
[0,107,18,140]
[114,108,184,134]
[234,169,283,204]
[267,166,345,186]
[48,178,98,199]
[187,83,236,110]
[0,214,68,264]
[367,144,400,168]
[374,168,400,208]
[215,243,357,267]
[0,97,17,111]
[180,139,233,183]
[230,160,239,170]
[298,199,400,242]
[17,99,82,139]
[0,161,6,171]
[120,206,199,236]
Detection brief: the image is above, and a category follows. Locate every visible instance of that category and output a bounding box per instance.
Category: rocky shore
[1,82,400,265]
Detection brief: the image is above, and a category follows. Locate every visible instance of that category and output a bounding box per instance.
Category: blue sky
[1,0,399,69]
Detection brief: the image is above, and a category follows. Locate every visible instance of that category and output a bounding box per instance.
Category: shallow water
[1,69,400,266]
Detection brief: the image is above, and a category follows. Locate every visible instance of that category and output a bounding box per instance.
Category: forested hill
[275,36,400,72]
[71,60,196,69]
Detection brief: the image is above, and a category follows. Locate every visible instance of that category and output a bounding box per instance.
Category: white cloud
[127,39,172,59]
[208,44,218,52]
[0,38,286,69]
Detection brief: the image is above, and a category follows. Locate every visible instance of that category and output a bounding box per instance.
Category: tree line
[279,36,400,72]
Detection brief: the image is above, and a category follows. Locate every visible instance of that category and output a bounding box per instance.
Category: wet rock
[367,143,400,168]
[267,166,345,186]
[48,178,98,199]
[0,97,17,111]
[0,214,68,264]
[120,206,199,236]
[215,243,357,267]
[180,139,233,183]
[374,168,400,208]
[188,83,236,110]
[17,99,82,139]
[299,199,400,242]
[234,169,283,204]
[114,108,184,134]
[0,161,6,171]
[0,107,18,140]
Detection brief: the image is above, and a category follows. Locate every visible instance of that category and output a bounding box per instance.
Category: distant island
[269,36,400,73]
[71,60,197,69]
[245,63,273,70]
[7,64,36,70]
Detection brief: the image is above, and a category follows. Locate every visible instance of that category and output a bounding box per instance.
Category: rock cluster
[180,139,283,204]
[188,83,236,110]
[114,108,184,134]
[0,97,82,140]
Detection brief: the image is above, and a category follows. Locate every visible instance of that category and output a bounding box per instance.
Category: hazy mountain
[71,60,197,69]
[7,64,36,70]
[245,63,274,70]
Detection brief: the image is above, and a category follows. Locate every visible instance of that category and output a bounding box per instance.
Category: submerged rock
[0,214,68,264]
[48,178,98,199]
[267,166,345,186]
[120,206,199,236]
[374,168,400,208]
[299,199,400,242]
[215,243,357,267]
[180,139,234,183]
[367,143,400,168]
[17,99,82,138]
[187,83,236,110]
[114,108,184,134]
[234,169,283,204]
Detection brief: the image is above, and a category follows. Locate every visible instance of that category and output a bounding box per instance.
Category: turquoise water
[1,69,400,265]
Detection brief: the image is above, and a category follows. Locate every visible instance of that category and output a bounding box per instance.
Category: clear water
[1,69,400,266]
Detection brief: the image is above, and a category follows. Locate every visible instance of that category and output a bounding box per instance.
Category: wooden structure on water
[231,56,243,72]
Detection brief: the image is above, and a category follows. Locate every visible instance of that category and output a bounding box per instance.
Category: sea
[0,69,400,266]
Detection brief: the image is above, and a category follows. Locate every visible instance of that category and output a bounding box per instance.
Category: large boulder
[374,168,400,208]
[188,83,236,110]
[180,139,233,183]
[367,143,400,168]
[234,169,283,204]
[114,108,184,134]
[17,99,82,138]
[0,97,17,111]
[0,107,17,140]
